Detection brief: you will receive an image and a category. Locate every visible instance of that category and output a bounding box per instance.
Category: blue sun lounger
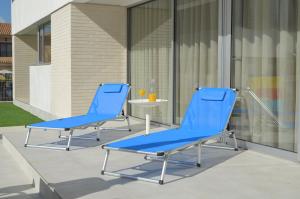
[101,88,238,184]
[24,83,131,151]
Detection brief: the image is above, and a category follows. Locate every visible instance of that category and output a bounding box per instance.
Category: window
[231,0,300,152]
[0,73,12,101]
[38,22,51,64]
[129,0,219,124]
[0,42,12,57]
[129,0,172,124]
[175,0,219,124]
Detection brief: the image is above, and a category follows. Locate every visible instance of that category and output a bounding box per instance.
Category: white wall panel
[30,65,52,112]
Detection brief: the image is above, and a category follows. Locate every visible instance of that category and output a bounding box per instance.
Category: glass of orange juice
[148,93,157,102]
[138,89,146,97]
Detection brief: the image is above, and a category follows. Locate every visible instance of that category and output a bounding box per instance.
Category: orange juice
[138,89,146,97]
[148,93,157,102]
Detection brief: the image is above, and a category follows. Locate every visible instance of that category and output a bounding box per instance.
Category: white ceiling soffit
[73,0,149,7]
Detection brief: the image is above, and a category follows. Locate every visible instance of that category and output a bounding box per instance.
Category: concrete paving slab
[0,142,40,199]
[1,119,300,199]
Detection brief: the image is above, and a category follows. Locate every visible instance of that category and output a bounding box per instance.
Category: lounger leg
[159,155,169,185]
[101,150,110,175]
[232,132,238,151]
[96,126,101,141]
[58,130,62,138]
[126,115,132,132]
[197,144,202,167]
[24,128,32,147]
[66,130,73,151]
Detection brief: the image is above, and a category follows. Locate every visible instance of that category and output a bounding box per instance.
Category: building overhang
[12,0,147,35]
[72,0,148,7]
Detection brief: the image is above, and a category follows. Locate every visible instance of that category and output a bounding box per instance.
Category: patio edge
[2,134,63,199]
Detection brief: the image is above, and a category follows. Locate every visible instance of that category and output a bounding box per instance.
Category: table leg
[146,113,150,135]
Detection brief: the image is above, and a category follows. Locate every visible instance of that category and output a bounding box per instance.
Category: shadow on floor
[36,123,149,150]
[44,145,244,199]
[112,145,243,184]
[0,184,40,199]
[52,177,131,199]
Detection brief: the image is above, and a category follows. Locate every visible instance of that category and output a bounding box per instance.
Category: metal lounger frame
[101,130,238,185]
[24,113,131,151]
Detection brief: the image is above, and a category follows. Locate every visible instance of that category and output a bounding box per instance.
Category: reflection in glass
[175,0,219,123]
[39,22,51,64]
[44,23,51,63]
[231,0,300,151]
[129,0,172,123]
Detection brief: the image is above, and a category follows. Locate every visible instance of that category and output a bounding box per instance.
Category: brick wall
[13,35,37,103]
[51,4,72,117]
[70,3,127,115]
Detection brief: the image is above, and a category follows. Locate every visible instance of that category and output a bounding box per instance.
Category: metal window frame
[218,0,232,88]
[170,0,176,126]
[127,7,132,116]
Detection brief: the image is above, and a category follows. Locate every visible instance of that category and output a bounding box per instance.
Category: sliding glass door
[129,0,299,153]
[231,0,300,151]
[129,0,172,124]
[175,0,219,123]
[130,0,220,125]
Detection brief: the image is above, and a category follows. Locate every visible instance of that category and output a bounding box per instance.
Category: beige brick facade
[51,4,72,117]
[13,35,37,104]
[70,3,127,115]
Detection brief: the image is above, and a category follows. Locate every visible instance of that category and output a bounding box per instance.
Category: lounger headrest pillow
[102,84,123,93]
[201,89,226,101]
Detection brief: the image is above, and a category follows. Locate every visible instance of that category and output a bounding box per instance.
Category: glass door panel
[129,0,172,124]
[231,0,299,152]
[175,0,219,124]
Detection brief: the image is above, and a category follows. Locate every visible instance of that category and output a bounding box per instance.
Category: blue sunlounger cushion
[201,89,226,101]
[106,128,218,154]
[28,114,116,129]
[102,84,123,93]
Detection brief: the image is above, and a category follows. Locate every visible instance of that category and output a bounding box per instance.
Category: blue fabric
[88,83,130,116]
[181,88,236,133]
[106,88,237,154]
[102,84,122,93]
[28,83,130,129]
[201,89,226,101]
[106,128,212,154]
[28,114,116,129]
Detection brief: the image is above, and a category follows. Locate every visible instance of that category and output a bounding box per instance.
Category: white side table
[128,99,168,135]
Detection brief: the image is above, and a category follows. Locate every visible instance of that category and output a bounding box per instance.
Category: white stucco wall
[12,0,145,34]
[29,65,52,113]
[12,0,73,34]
